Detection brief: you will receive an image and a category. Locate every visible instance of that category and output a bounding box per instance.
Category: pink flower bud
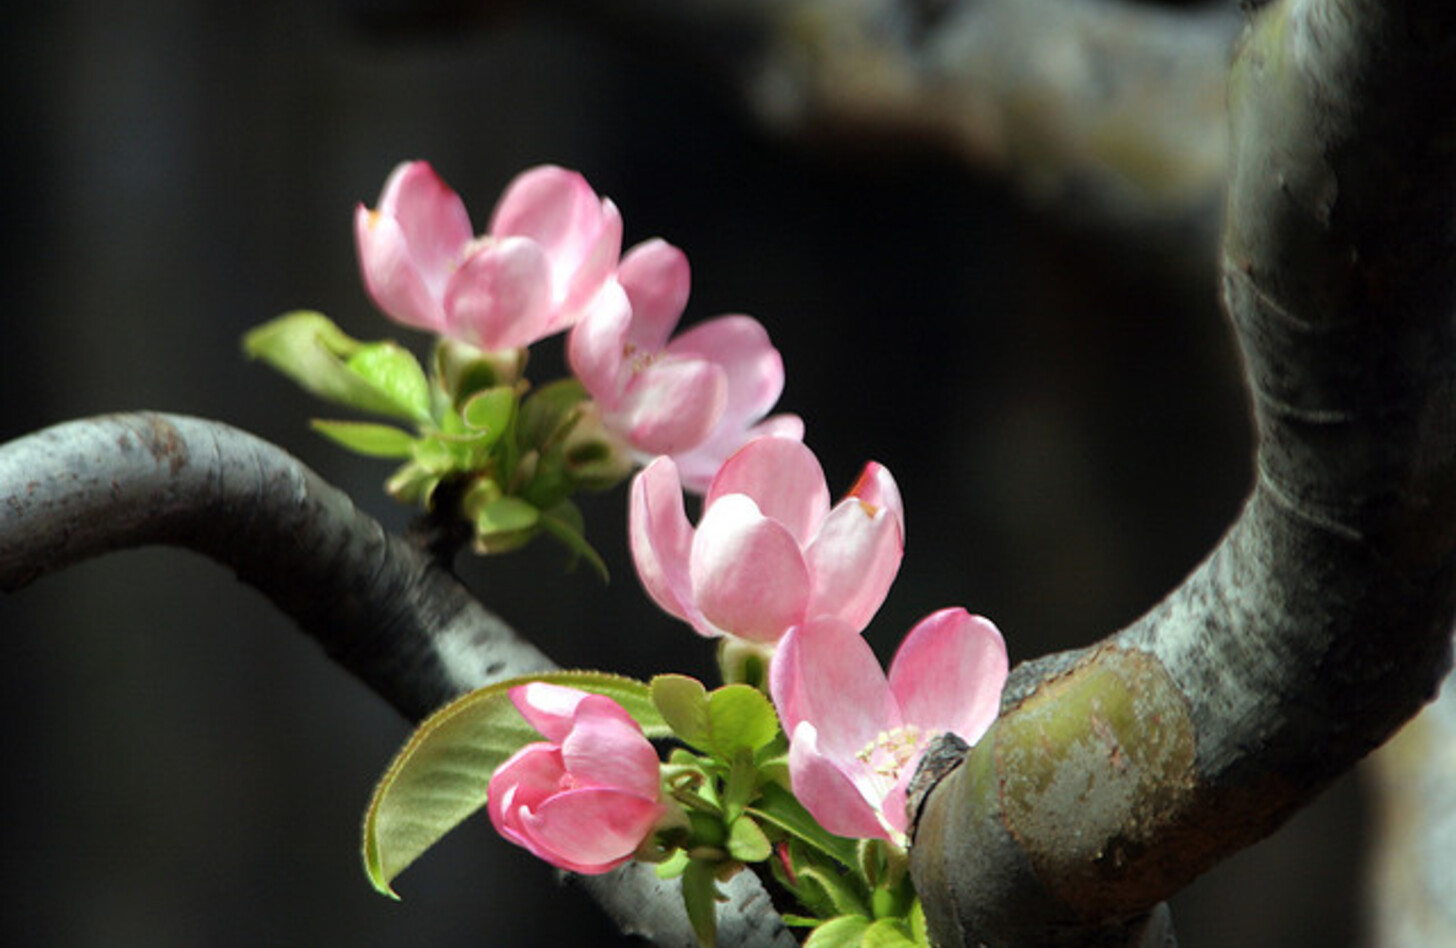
[487,683,665,874]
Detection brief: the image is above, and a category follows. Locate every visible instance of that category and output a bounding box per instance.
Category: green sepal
[725,814,772,863]
[361,670,665,898]
[681,859,721,948]
[243,311,421,422]
[310,420,418,458]
[474,495,539,536]
[803,915,871,948]
[346,341,431,422]
[537,501,609,581]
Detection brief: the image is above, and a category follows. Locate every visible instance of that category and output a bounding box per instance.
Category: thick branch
[0,412,792,948]
[911,0,1456,944]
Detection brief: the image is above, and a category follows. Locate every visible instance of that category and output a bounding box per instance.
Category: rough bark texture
[0,412,794,948]
[910,0,1456,944]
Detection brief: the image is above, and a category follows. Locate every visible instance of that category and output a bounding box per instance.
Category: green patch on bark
[994,646,1195,914]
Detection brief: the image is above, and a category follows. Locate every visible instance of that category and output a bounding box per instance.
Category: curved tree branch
[911,0,1456,944]
[0,412,793,948]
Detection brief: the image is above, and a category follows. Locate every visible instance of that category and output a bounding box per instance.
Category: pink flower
[568,238,802,490]
[487,683,666,875]
[354,161,628,351]
[630,436,904,645]
[769,609,1007,845]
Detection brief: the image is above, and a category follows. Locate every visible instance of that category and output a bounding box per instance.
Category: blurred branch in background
[354,0,1239,236]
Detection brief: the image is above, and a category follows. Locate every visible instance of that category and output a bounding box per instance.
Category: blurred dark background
[0,1,1366,945]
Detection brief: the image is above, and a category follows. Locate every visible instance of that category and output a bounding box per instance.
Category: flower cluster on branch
[249,161,1007,947]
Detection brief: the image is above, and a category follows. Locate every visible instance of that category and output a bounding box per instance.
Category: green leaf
[725,814,772,863]
[862,918,918,948]
[362,671,664,897]
[908,900,929,947]
[537,502,610,581]
[651,675,712,750]
[475,496,539,535]
[347,341,431,422]
[310,420,417,458]
[803,915,871,948]
[243,311,420,422]
[681,859,721,948]
[797,866,871,920]
[748,782,862,870]
[705,685,780,761]
[460,386,517,443]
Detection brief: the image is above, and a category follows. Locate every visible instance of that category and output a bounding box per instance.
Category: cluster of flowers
[264,161,1009,945]
[355,161,801,489]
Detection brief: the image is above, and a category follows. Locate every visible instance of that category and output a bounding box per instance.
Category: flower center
[855,724,931,780]
[621,342,663,376]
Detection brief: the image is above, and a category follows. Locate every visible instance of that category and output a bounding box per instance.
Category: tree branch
[534,0,1241,230]
[911,0,1456,943]
[0,412,793,948]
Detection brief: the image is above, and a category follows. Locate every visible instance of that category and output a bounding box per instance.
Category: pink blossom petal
[489,165,598,257]
[520,788,666,874]
[354,206,446,331]
[444,237,553,350]
[559,200,624,319]
[691,494,811,643]
[618,239,692,349]
[510,682,591,743]
[376,161,474,276]
[561,695,661,800]
[628,458,700,628]
[787,722,892,841]
[770,618,897,759]
[669,315,785,427]
[879,773,914,839]
[487,742,566,841]
[567,300,632,410]
[847,462,905,544]
[888,609,1007,745]
[706,437,830,546]
[673,413,805,495]
[614,358,727,456]
[489,166,623,320]
[803,497,904,632]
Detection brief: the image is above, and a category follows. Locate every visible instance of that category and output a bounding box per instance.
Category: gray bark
[911,0,1456,944]
[0,412,794,948]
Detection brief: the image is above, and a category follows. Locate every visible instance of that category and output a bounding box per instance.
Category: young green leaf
[803,914,871,948]
[748,782,862,870]
[651,674,712,750]
[705,684,780,761]
[460,386,517,443]
[310,420,417,458]
[681,858,721,948]
[243,311,419,421]
[362,671,664,898]
[862,918,918,948]
[347,341,432,422]
[725,815,772,863]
